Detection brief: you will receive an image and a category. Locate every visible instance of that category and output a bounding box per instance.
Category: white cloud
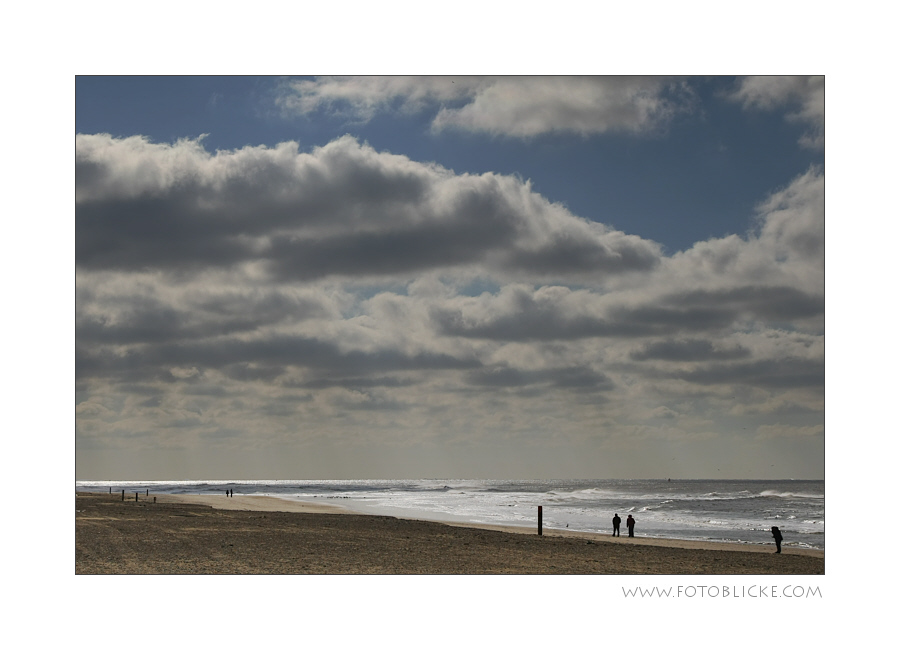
[275,76,483,121]
[431,76,695,137]
[662,166,824,299]
[275,76,696,137]
[729,75,825,149]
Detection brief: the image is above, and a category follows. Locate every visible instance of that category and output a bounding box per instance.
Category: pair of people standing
[612,513,635,537]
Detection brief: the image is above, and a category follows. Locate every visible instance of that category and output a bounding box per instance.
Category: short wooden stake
[135,492,138,502]
[121,489,125,501]
[538,506,543,536]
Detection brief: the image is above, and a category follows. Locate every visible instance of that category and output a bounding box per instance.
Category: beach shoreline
[158,493,823,557]
[76,492,824,573]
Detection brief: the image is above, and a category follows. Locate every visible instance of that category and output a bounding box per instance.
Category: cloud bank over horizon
[75,76,824,480]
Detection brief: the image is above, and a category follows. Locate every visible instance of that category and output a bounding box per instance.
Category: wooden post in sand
[135,492,138,502]
[121,490,125,501]
[538,506,543,535]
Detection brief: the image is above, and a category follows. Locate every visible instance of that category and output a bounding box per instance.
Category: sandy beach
[75,492,824,574]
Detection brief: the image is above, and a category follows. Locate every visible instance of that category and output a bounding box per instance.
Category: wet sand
[75,492,824,574]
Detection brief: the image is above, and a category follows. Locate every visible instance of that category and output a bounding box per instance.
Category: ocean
[75,478,825,550]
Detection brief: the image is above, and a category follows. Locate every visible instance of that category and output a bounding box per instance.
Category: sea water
[75,478,825,550]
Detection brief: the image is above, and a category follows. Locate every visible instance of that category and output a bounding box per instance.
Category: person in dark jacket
[626,515,636,537]
[771,526,783,553]
[612,513,621,536]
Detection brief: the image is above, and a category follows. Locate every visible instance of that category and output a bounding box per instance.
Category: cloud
[630,339,751,362]
[76,133,662,282]
[662,166,824,300]
[430,284,740,341]
[465,365,614,392]
[275,76,482,121]
[275,76,696,138]
[728,76,825,149]
[76,133,824,476]
[755,165,825,263]
[670,357,825,390]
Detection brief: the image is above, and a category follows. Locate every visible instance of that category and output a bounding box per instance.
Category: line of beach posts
[110,488,157,503]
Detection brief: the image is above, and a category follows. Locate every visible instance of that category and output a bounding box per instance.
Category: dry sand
[75,492,824,574]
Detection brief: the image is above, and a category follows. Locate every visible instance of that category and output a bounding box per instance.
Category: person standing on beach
[771,526,783,553]
[626,515,635,537]
[612,513,621,536]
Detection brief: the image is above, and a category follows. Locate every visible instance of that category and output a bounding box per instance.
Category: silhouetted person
[612,513,621,536]
[626,514,635,537]
[771,526,783,553]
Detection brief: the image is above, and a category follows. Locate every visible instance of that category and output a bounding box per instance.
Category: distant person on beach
[626,515,635,537]
[771,526,783,553]
[612,513,621,536]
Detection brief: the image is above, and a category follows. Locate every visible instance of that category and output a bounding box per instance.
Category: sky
[75,75,825,480]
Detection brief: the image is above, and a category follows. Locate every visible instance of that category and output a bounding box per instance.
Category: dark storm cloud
[465,366,615,392]
[433,305,620,340]
[222,363,286,382]
[501,231,659,274]
[295,376,418,390]
[76,333,479,385]
[76,299,188,345]
[630,339,752,362]
[436,307,736,341]
[670,357,824,389]
[76,290,333,345]
[433,292,737,342]
[182,384,231,397]
[76,134,661,281]
[264,216,509,280]
[196,291,334,324]
[668,286,824,321]
[75,196,254,272]
[434,277,823,344]
[610,305,736,332]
